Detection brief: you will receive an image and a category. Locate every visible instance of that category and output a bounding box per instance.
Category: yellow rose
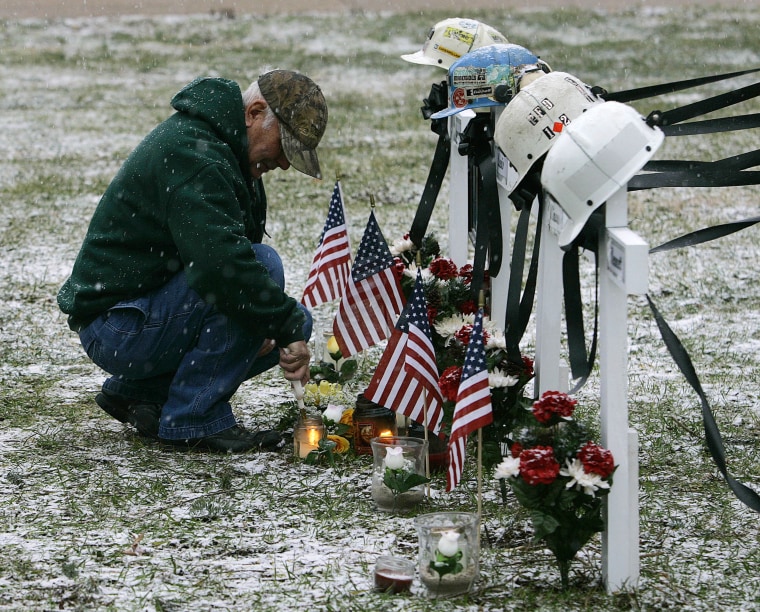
[339,408,355,437]
[326,336,342,361]
[327,434,351,454]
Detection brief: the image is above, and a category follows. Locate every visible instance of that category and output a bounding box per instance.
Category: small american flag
[301,180,351,309]
[447,308,493,491]
[364,270,444,435]
[332,210,405,357]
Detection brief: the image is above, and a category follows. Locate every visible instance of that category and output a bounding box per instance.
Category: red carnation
[429,257,459,281]
[532,390,577,425]
[577,442,615,478]
[458,264,473,284]
[521,356,534,377]
[519,446,560,485]
[427,306,437,327]
[392,257,406,280]
[454,324,473,346]
[510,442,523,458]
[438,366,462,402]
[458,299,478,315]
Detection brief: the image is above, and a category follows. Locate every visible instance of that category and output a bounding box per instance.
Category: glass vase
[370,436,428,513]
[414,511,480,598]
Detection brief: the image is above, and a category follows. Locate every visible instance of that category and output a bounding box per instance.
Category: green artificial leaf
[383,468,430,495]
[337,358,358,382]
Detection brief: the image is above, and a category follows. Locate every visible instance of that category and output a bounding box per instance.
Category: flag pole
[415,250,432,498]
[422,387,431,498]
[477,291,486,521]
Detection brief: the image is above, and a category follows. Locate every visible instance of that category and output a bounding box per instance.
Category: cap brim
[430,98,501,120]
[400,51,441,67]
[279,123,322,179]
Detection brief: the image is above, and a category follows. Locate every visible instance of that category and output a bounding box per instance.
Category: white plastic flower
[384,446,406,470]
[488,368,520,389]
[560,458,610,497]
[434,314,475,345]
[437,530,461,557]
[390,236,415,256]
[494,456,520,480]
[322,404,344,424]
[485,328,506,350]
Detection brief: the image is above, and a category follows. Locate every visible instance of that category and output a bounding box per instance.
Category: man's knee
[251,244,285,288]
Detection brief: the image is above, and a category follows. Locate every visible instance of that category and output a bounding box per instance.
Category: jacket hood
[171,77,249,161]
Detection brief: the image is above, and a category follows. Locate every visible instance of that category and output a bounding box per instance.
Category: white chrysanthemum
[485,328,506,350]
[560,459,610,497]
[390,236,415,256]
[401,262,434,282]
[488,368,520,388]
[434,313,475,344]
[494,456,521,480]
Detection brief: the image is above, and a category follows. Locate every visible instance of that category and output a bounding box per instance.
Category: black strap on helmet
[644,216,760,513]
[457,113,503,299]
[602,66,760,103]
[409,81,451,249]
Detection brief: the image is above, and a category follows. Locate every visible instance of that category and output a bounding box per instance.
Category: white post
[448,111,474,267]
[534,196,568,395]
[599,187,646,593]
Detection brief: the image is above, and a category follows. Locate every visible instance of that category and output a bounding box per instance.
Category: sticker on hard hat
[452,69,487,87]
[496,149,520,193]
[443,26,475,47]
[546,194,569,238]
[465,86,494,98]
[436,44,461,59]
[452,88,467,108]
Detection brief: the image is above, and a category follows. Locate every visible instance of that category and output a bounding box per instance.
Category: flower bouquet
[391,233,535,467]
[494,391,616,588]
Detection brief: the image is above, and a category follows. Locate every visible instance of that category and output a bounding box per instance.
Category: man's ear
[245,100,269,127]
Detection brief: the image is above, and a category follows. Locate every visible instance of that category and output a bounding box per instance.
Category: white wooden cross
[446,114,645,593]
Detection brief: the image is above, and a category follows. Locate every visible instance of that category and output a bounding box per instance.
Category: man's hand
[279,341,311,385]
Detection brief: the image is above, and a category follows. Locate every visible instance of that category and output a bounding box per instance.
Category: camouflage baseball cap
[258,69,328,179]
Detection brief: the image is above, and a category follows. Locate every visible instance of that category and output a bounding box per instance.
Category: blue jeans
[78,244,312,440]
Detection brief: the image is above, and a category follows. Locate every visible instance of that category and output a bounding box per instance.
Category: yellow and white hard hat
[401,17,509,70]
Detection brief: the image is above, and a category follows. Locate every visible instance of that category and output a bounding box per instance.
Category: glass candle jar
[293,416,326,459]
[374,555,415,594]
[370,436,428,513]
[414,512,480,597]
[353,393,397,454]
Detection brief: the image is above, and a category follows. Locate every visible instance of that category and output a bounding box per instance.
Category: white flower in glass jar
[437,530,461,557]
[384,446,406,470]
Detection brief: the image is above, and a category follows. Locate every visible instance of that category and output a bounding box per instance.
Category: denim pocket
[104,302,147,335]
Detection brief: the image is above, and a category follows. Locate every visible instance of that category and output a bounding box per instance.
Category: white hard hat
[493,72,604,196]
[430,43,550,119]
[541,101,665,249]
[401,17,508,70]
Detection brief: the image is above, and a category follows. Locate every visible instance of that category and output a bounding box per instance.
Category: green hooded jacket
[58,77,306,346]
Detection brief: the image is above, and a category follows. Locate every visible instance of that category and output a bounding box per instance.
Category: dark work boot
[95,391,161,439]
[160,425,285,453]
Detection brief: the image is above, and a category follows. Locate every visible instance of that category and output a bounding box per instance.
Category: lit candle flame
[307,427,322,446]
[379,430,393,438]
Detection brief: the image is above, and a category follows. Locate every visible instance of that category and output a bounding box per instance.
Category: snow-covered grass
[1,6,759,611]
